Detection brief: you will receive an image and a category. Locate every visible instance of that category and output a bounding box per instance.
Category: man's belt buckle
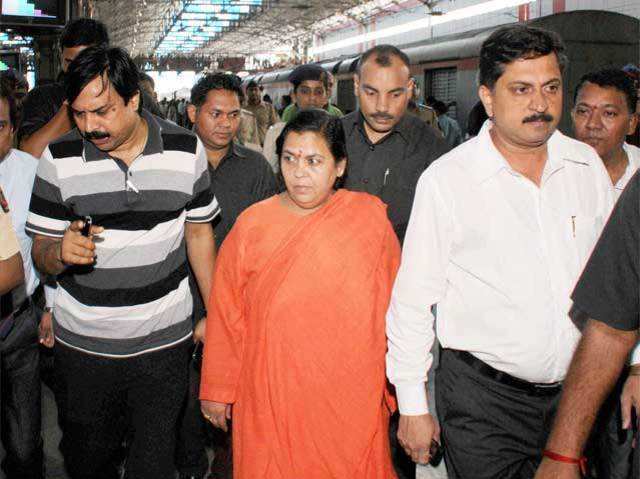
[532,381,562,391]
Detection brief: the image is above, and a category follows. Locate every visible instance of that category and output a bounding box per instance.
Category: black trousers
[54,340,190,479]
[436,349,561,479]
[176,343,233,478]
[175,345,209,477]
[586,370,634,479]
[0,304,43,479]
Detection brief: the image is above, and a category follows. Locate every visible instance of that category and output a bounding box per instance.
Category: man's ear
[478,85,494,119]
[187,104,197,124]
[130,91,141,112]
[627,112,639,136]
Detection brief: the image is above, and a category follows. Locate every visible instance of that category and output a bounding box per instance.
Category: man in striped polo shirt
[27,46,218,479]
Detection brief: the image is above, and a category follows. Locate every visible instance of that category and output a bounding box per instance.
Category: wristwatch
[44,306,54,314]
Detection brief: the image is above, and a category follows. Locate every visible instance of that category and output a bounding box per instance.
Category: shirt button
[369,145,375,151]
[129,172,133,176]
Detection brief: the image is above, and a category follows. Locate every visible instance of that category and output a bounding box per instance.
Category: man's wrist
[43,241,66,273]
[542,450,587,475]
[395,383,430,416]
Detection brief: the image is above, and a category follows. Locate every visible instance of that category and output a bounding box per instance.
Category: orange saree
[200,189,400,479]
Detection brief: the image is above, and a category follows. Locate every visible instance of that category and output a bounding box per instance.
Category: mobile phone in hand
[429,439,444,467]
[81,216,93,237]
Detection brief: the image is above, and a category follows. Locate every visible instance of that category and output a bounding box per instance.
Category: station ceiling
[93,0,384,56]
[92,0,408,59]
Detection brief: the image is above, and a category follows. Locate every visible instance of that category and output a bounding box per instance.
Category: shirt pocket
[568,214,603,262]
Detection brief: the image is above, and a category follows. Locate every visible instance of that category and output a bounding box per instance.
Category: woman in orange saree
[200,110,400,479]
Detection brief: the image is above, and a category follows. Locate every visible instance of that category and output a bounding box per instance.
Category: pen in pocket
[571,216,576,238]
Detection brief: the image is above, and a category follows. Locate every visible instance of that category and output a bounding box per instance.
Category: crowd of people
[0,15,638,479]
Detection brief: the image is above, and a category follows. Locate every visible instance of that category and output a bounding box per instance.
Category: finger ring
[204,414,211,420]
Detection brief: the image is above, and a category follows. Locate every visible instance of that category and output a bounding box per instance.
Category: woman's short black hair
[479,25,567,90]
[64,46,141,111]
[276,109,347,188]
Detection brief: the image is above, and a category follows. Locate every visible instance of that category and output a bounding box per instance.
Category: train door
[425,67,457,120]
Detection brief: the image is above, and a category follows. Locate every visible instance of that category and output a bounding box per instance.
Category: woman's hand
[201,400,232,432]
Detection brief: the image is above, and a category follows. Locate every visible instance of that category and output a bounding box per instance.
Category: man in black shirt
[342,44,449,244]
[535,170,640,479]
[188,73,276,248]
[177,73,276,479]
[19,18,163,159]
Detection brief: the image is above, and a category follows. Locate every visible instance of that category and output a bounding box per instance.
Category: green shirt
[281,103,344,123]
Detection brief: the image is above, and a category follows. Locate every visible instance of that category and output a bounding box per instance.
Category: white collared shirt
[0,148,39,296]
[617,143,640,196]
[386,121,615,415]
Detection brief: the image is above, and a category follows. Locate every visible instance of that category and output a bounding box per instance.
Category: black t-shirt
[571,169,640,331]
[209,143,277,248]
[341,111,449,244]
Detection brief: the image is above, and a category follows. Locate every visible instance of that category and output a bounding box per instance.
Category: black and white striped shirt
[27,111,219,357]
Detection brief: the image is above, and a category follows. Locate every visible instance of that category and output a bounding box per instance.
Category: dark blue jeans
[0,304,44,479]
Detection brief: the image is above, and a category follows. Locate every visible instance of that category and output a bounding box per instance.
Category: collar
[468,120,584,185]
[210,141,247,170]
[227,142,247,160]
[617,142,640,189]
[83,109,163,162]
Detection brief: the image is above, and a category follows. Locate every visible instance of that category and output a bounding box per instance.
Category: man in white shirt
[0,84,51,478]
[571,67,639,479]
[386,25,614,478]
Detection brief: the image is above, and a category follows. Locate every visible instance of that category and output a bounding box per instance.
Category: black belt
[447,349,562,396]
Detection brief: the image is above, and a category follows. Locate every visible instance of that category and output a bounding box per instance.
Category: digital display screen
[0,0,67,27]
[2,0,58,18]
[0,52,20,72]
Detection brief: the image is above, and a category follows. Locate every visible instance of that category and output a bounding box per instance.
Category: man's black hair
[276,109,347,188]
[60,18,109,49]
[64,46,141,112]
[433,101,448,116]
[466,101,489,138]
[246,80,259,89]
[356,44,411,76]
[190,73,243,107]
[288,64,329,93]
[479,25,567,89]
[0,83,18,129]
[139,72,155,89]
[574,68,638,113]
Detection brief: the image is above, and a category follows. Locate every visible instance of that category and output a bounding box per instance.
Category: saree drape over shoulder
[201,189,400,479]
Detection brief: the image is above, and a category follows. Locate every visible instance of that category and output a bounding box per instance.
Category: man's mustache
[522,113,554,124]
[372,113,394,121]
[84,131,110,140]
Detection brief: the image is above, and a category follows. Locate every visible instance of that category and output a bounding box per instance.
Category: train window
[337,78,356,115]
[425,67,457,120]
